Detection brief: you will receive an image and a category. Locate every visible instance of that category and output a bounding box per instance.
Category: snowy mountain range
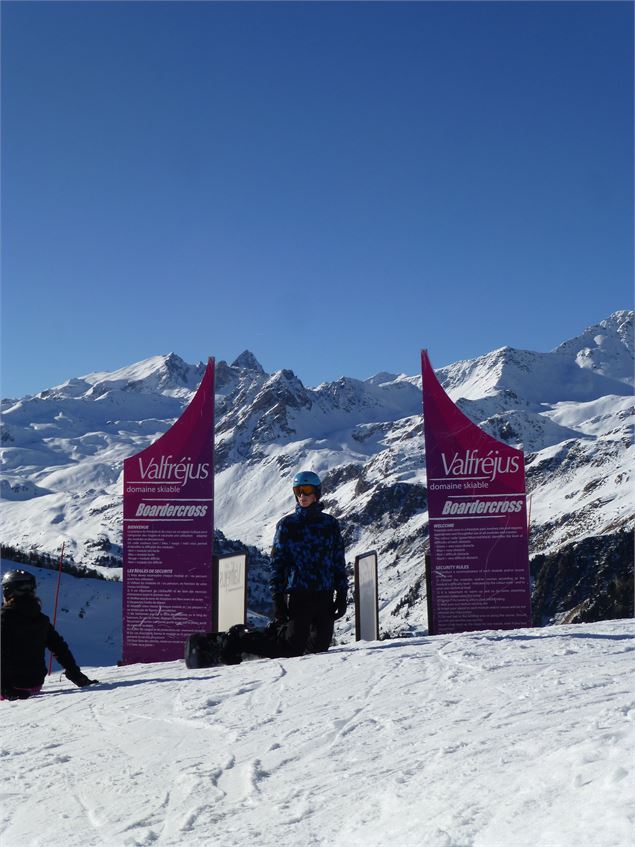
[1,310,633,633]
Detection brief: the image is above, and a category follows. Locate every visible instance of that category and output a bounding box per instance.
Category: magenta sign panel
[122,359,215,663]
[421,351,531,635]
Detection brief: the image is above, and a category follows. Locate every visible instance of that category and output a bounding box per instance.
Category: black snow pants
[284,590,335,656]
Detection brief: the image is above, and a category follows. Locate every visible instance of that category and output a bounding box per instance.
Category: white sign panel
[355,552,379,642]
[216,554,246,632]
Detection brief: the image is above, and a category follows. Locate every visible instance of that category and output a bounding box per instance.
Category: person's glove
[65,670,99,688]
[1,686,31,701]
[272,593,288,623]
[333,590,348,620]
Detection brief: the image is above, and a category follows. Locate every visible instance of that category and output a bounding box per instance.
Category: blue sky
[2,1,633,397]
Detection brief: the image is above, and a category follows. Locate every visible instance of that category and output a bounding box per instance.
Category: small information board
[213,553,247,632]
[355,551,379,642]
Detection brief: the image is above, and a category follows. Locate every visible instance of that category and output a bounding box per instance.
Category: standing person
[1,570,98,701]
[186,471,349,667]
[268,470,348,657]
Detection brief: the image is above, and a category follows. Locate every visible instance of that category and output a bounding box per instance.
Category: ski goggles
[293,485,317,496]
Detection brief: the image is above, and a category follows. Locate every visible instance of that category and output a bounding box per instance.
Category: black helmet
[2,569,36,598]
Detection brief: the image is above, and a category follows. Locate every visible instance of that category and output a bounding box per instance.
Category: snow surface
[2,611,634,847]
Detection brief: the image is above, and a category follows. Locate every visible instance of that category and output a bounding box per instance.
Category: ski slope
[2,619,634,847]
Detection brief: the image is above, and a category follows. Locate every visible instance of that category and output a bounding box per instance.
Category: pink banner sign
[421,351,531,635]
[122,359,215,663]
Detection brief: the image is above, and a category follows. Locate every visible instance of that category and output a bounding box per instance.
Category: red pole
[48,542,65,675]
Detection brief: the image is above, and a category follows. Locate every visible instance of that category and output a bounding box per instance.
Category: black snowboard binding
[184,624,249,669]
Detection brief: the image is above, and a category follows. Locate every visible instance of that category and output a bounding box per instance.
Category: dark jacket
[1,596,81,689]
[270,502,348,595]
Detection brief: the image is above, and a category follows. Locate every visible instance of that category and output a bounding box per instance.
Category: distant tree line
[0,544,108,581]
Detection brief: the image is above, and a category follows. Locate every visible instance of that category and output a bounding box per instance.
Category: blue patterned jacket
[270,502,348,595]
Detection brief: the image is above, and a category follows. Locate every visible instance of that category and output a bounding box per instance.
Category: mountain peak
[163,352,187,369]
[231,351,266,374]
[554,310,634,384]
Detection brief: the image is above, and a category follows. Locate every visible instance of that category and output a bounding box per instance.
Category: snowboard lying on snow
[184,622,285,668]
[184,631,235,668]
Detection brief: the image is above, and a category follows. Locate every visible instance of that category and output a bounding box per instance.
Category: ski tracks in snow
[1,622,634,847]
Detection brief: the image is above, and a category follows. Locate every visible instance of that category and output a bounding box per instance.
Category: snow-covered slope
[554,310,634,385]
[2,617,633,847]
[1,312,633,630]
